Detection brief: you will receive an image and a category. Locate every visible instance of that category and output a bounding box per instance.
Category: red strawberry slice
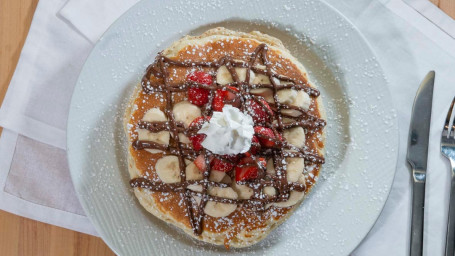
[212,90,226,112]
[235,157,266,182]
[188,88,209,106]
[211,159,233,172]
[254,126,280,148]
[212,86,239,111]
[211,154,239,172]
[187,71,213,85]
[189,116,210,151]
[194,154,207,171]
[225,86,239,101]
[187,71,212,106]
[250,135,260,154]
[246,98,272,124]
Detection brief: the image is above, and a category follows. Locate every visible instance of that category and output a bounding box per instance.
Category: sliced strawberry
[187,71,212,106]
[246,98,272,124]
[188,88,209,106]
[254,126,280,148]
[210,154,239,172]
[194,154,206,171]
[250,135,260,154]
[189,116,210,151]
[212,90,226,112]
[235,157,266,182]
[211,159,234,172]
[225,86,239,101]
[190,134,205,151]
[212,86,240,111]
[187,70,213,85]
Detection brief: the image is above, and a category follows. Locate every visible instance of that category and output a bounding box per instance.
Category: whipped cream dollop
[198,105,254,155]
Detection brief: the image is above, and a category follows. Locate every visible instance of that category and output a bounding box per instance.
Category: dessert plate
[67,0,399,255]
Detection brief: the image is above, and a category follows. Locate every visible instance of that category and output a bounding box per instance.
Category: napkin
[0,0,454,254]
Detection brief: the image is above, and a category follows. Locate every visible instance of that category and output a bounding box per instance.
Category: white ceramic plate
[67,0,399,255]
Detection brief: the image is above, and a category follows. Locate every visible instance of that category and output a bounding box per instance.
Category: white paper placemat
[0,0,454,254]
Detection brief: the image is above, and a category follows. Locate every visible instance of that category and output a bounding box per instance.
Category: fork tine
[443,97,455,138]
[445,97,455,130]
[451,97,455,137]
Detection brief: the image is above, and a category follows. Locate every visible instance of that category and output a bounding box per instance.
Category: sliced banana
[235,67,255,83]
[277,89,311,117]
[216,65,255,84]
[286,158,305,182]
[263,186,276,196]
[283,127,306,148]
[265,157,304,183]
[178,133,191,144]
[250,88,274,103]
[266,159,275,176]
[139,108,170,154]
[209,170,232,184]
[273,191,305,208]
[137,130,170,145]
[185,161,203,181]
[254,64,266,70]
[232,182,254,199]
[216,66,233,85]
[252,73,271,84]
[297,173,306,185]
[172,101,201,127]
[155,155,181,183]
[192,195,202,206]
[187,184,203,192]
[204,187,238,218]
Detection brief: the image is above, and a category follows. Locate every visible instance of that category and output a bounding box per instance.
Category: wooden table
[0,0,454,255]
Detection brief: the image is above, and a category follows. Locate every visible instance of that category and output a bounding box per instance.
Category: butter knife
[407,71,435,256]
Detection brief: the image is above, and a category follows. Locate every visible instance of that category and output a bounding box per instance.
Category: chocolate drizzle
[130,43,325,236]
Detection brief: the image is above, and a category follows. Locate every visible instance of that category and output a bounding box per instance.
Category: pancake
[124,27,326,248]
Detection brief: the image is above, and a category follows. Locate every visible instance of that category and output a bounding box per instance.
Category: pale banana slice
[277,89,311,117]
[266,157,304,183]
[178,133,191,144]
[283,127,306,148]
[266,159,275,176]
[216,66,234,85]
[187,184,203,192]
[250,88,274,103]
[172,101,201,127]
[204,187,238,218]
[232,182,254,199]
[185,161,203,181]
[155,155,181,183]
[250,74,279,103]
[263,186,276,196]
[192,195,202,206]
[252,73,271,84]
[235,67,255,83]
[273,191,305,208]
[209,170,232,184]
[139,108,170,154]
[286,158,305,182]
[216,65,255,84]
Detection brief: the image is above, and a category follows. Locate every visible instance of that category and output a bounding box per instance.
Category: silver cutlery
[441,96,455,256]
[407,71,435,256]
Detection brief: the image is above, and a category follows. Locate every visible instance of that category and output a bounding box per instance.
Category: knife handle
[410,170,426,256]
[445,166,455,256]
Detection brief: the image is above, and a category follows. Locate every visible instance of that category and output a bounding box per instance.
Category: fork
[441,96,455,256]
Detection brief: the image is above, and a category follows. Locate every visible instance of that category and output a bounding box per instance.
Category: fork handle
[410,170,426,256]
[445,167,455,256]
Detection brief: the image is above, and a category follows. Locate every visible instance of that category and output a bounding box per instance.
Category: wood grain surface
[0,0,453,255]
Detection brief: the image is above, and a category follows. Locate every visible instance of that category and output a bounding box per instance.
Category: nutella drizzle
[130,43,325,236]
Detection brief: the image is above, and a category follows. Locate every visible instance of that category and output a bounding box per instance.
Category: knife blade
[407,71,435,256]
